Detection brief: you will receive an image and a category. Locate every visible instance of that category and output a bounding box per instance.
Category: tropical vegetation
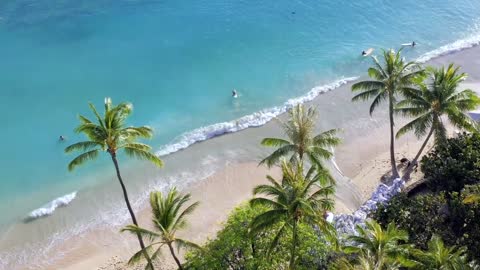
[249,161,335,269]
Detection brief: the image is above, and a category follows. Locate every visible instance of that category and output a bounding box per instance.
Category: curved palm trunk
[388,94,400,179]
[167,242,184,270]
[289,219,298,270]
[110,153,155,269]
[402,126,435,181]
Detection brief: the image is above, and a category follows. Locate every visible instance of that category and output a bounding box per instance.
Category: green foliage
[122,188,200,270]
[338,220,409,269]
[421,133,480,193]
[184,203,330,270]
[260,104,340,178]
[66,97,163,171]
[407,235,472,269]
[373,193,450,250]
[396,64,480,142]
[372,187,480,262]
[249,162,335,269]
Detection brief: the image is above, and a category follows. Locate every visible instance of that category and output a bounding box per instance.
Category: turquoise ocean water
[1,0,480,267]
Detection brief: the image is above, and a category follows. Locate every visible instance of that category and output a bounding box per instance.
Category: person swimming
[59,135,65,141]
[362,50,367,56]
[412,41,416,47]
[232,89,238,98]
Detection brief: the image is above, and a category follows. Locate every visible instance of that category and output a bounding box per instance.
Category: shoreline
[63,45,480,270]
[2,43,480,270]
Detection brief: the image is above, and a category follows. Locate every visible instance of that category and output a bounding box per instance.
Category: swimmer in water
[412,41,416,47]
[362,50,367,56]
[232,89,238,98]
[59,135,65,141]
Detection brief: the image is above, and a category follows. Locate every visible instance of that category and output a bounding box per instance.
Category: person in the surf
[362,50,367,56]
[232,89,238,98]
[412,41,416,47]
[59,135,65,141]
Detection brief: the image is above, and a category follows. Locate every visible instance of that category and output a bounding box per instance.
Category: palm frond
[65,141,102,153]
[261,137,291,147]
[67,149,100,171]
[124,147,164,167]
[121,225,161,242]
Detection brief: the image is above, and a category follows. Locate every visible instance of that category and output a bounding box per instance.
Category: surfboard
[401,43,413,46]
[363,48,374,57]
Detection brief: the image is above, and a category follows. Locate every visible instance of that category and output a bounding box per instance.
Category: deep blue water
[1,0,480,225]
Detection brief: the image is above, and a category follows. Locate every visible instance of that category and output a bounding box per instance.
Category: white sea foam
[157,77,359,156]
[416,33,480,63]
[27,192,77,220]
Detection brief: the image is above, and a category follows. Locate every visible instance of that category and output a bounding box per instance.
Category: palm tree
[406,235,473,269]
[122,188,200,270]
[396,64,480,179]
[352,49,424,179]
[343,220,409,269]
[260,104,340,176]
[332,252,401,270]
[65,98,163,268]
[249,161,335,270]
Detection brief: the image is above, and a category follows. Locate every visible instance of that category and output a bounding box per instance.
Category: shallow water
[1,0,480,268]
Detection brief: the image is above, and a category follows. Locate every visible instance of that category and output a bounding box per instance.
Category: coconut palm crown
[249,161,335,269]
[65,97,163,171]
[395,64,480,179]
[406,235,475,269]
[352,49,424,179]
[260,104,340,174]
[122,188,200,270]
[343,220,409,269]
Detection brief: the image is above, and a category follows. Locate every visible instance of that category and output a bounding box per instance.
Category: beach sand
[22,46,480,270]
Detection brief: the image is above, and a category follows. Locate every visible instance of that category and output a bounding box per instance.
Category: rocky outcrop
[333,178,405,236]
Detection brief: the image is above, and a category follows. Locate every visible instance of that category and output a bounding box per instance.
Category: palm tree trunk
[402,126,435,181]
[289,219,298,270]
[388,95,400,179]
[168,242,184,270]
[110,153,155,269]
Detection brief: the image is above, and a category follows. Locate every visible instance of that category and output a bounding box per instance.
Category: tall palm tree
[249,161,335,270]
[352,49,424,179]
[260,104,340,176]
[343,220,409,269]
[122,188,200,270]
[65,98,163,268]
[396,64,480,179]
[406,235,473,270]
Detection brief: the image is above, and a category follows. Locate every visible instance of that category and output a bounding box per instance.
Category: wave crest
[26,192,77,221]
[416,33,480,63]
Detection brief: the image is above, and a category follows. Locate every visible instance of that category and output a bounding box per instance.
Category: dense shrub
[372,185,480,262]
[185,204,330,270]
[421,133,480,193]
[373,192,451,250]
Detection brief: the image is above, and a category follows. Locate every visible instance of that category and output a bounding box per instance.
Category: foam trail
[157,77,359,156]
[27,192,77,220]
